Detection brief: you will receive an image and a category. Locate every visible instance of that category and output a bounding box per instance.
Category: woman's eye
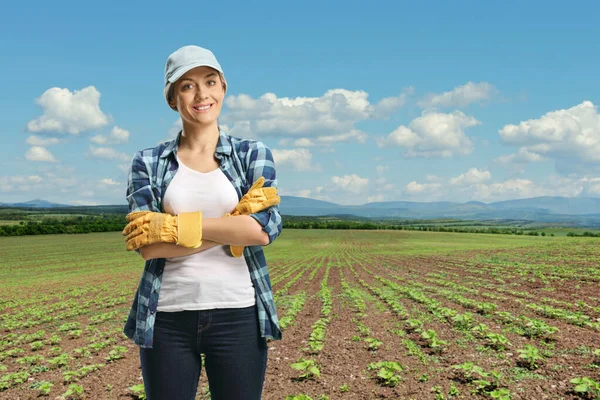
[182,84,193,90]
[208,80,216,86]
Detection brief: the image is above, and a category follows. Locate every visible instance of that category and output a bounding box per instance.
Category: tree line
[0,214,565,237]
[0,215,127,236]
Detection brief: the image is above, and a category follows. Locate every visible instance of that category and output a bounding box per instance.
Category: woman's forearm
[203,215,268,246]
[139,240,222,260]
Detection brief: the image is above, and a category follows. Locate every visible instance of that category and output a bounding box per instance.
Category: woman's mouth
[192,104,213,113]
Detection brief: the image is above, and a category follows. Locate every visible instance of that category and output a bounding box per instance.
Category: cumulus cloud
[403,181,442,196]
[291,130,369,148]
[26,135,61,146]
[88,146,131,162]
[99,178,120,186]
[498,101,600,171]
[0,175,43,192]
[401,167,600,202]
[26,86,110,134]
[90,126,130,145]
[449,168,491,186]
[222,88,410,140]
[271,148,319,171]
[25,146,58,162]
[418,82,496,109]
[376,110,480,157]
[331,174,369,194]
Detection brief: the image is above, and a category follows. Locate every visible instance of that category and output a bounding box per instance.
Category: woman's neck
[179,121,220,154]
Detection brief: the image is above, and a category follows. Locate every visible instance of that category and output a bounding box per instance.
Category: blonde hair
[167,71,227,111]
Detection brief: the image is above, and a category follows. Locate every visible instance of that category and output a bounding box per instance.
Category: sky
[2,0,600,206]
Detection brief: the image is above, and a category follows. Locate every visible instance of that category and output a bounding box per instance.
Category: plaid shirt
[123,129,283,348]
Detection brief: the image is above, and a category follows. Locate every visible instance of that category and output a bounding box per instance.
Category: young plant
[471,323,490,338]
[105,345,127,362]
[290,358,321,380]
[48,353,70,369]
[367,361,403,387]
[29,380,54,395]
[421,329,447,353]
[517,344,544,370]
[485,333,511,351]
[489,388,512,399]
[128,383,147,399]
[364,337,383,351]
[570,377,600,398]
[405,319,423,333]
[62,384,84,399]
[593,348,600,365]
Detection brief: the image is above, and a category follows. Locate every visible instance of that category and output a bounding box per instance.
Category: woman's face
[171,66,226,127]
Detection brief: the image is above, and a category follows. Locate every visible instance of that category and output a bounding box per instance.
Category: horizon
[5,194,600,209]
[2,2,600,206]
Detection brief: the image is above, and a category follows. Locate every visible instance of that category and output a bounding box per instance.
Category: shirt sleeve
[125,151,160,254]
[245,141,283,245]
[125,151,160,213]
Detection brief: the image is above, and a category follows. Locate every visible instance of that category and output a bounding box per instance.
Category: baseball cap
[163,45,224,109]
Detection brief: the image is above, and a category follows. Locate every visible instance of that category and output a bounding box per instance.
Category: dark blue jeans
[140,304,268,400]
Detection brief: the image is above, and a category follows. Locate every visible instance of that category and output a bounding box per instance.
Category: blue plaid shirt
[123,129,283,348]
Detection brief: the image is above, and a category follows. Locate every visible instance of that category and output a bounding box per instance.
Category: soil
[2,234,600,399]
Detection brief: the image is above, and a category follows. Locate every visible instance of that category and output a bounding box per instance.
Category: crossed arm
[139,215,269,260]
[128,142,281,261]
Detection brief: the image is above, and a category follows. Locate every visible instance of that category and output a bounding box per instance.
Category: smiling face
[168,66,227,127]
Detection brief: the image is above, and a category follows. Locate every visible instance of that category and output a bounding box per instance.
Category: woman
[121,45,283,400]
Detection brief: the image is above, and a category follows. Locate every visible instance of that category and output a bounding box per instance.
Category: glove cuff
[177,212,203,248]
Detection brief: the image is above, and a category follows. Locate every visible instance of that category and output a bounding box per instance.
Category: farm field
[1,230,599,399]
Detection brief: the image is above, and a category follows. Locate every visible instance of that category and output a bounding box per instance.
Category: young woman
[122,45,283,400]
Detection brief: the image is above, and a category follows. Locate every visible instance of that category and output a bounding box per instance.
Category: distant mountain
[0,199,71,208]
[4,196,600,227]
[278,195,600,226]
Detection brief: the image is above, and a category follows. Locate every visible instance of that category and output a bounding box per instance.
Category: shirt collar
[160,128,232,159]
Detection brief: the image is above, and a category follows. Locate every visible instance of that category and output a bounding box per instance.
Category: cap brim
[167,62,222,84]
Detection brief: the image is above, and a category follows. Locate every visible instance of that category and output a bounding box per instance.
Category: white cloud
[401,167,600,202]
[26,86,110,134]
[26,135,61,146]
[367,194,385,203]
[377,110,479,157]
[90,126,130,145]
[222,88,410,139]
[498,101,600,168]
[271,148,319,171]
[292,130,369,147]
[99,178,120,186]
[418,82,496,108]
[25,146,58,162]
[331,174,369,194]
[0,175,43,192]
[88,146,131,162]
[495,148,545,165]
[403,181,442,196]
[449,168,491,186]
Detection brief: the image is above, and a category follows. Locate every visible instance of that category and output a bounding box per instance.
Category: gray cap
[163,45,224,109]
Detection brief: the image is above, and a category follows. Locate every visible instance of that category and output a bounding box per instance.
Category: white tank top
[156,154,256,312]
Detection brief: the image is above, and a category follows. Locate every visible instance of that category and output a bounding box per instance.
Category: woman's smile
[192,103,214,113]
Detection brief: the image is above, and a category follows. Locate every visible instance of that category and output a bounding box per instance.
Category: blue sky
[2,0,600,206]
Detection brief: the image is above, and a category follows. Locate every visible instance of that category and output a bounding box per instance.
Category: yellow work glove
[226,177,280,257]
[122,211,202,251]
